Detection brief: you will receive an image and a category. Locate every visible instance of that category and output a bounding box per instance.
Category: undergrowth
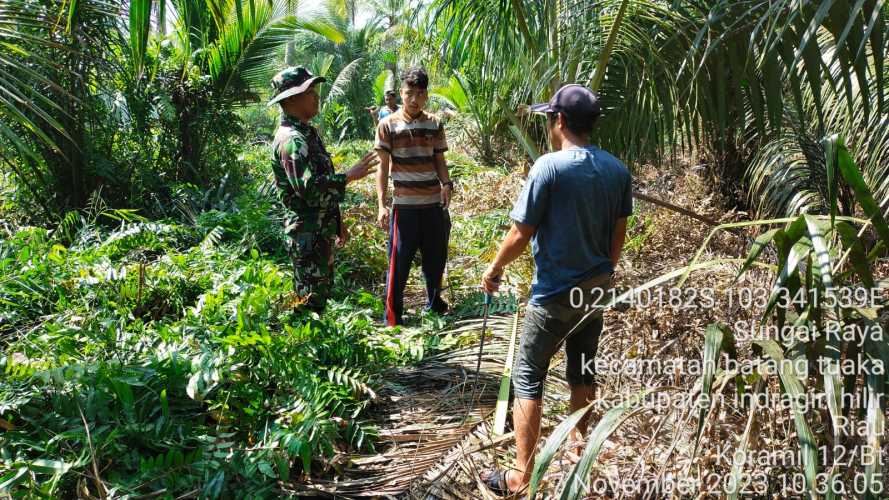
[0,142,434,496]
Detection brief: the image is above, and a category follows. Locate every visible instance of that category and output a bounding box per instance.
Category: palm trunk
[285,41,296,65]
[157,0,166,36]
[59,7,89,210]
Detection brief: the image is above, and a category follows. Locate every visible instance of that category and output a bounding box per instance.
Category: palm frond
[296,18,347,45]
[371,69,390,104]
[431,73,469,111]
[206,0,298,103]
[128,0,153,79]
[0,1,77,163]
[746,123,830,217]
[325,57,362,100]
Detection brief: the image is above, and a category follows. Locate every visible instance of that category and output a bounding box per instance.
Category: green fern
[325,366,378,400]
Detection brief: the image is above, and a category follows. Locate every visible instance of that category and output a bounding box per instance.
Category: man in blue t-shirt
[478,84,632,495]
[366,90,400,122]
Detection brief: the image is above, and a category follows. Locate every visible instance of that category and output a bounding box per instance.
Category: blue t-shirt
[378,106,397,120]
[509,146,633,305]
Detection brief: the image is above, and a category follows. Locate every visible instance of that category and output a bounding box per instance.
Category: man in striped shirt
[375,67,453,326]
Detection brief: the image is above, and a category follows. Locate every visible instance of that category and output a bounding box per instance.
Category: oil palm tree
[0,1,70,213]
[365,0,421,81]
[1,0,303,212]
[98,0,303,195]
[427,0,684,163]
[0,1,72,164]
[290,0,385,140]
[0,0,122,214]
[126,0,301,185]
[431,71,504,164]
[729,4,889,217]
[668,0,887,208]
[428,0,889,214]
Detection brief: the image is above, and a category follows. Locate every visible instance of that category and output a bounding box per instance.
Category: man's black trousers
[384,205,450,326]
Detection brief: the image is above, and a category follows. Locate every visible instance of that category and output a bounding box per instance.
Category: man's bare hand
[441,184,453,208]
[481,264,503,294]
[377,207,390,230]
[346,152,378,183]
[336,224,349,247]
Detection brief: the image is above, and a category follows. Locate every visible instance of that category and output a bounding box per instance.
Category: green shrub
[0,213,426,496]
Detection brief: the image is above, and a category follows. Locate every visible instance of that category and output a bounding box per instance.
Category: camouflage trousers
[289,231,334,312]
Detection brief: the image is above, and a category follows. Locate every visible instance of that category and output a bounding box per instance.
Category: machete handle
[484,275,501,306]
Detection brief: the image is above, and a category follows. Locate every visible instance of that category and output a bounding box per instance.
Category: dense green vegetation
[0,142,440,494]
[2,0,888,497]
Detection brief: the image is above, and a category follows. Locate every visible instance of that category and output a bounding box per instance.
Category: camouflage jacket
[271,115,346,240]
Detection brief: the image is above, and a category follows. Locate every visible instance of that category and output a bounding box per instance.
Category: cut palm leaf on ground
[493,309,521,435]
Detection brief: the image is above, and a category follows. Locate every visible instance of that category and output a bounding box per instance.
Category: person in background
[268,66,377,313]
[478,84,632,495]
[374,67,453,326]
[367,89,400,122]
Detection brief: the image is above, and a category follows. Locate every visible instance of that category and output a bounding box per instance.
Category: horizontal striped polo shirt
[374,108,448,208]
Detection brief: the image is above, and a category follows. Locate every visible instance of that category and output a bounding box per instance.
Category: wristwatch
[441,180,455,189]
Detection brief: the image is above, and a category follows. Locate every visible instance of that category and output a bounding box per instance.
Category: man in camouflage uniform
[268,67,377,312]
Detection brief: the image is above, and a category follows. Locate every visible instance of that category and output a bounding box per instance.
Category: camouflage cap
[267,66,326,107]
